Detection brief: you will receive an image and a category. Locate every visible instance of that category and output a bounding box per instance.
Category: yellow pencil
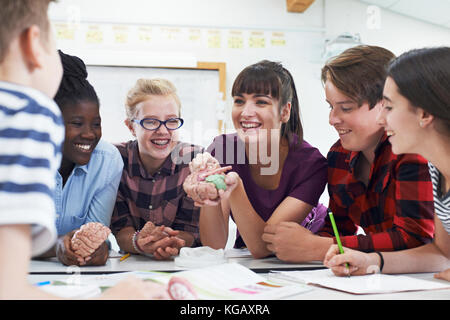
[120,253,131,262]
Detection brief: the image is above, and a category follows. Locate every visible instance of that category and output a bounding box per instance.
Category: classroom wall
[49,0,450,209]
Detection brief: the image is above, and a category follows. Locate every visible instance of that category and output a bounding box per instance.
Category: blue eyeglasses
[132,117,184,131]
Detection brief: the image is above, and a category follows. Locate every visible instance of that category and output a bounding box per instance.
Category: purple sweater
[207,133,327,247]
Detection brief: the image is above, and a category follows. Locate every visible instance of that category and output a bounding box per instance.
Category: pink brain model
[71,222,111,258]
[167,276,198,300]
[183,152,231,203]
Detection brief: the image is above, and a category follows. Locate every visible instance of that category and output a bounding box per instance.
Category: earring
[419,121,424,127]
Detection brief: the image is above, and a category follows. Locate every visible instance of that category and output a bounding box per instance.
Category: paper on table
[152,262,311,299]
[42,264,311,300]
[269,269,450,295]
[59,271,167,288]
[39,284,102,298]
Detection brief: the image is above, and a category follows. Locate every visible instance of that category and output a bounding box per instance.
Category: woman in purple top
[187,60,327,258]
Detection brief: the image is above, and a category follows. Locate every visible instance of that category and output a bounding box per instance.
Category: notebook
[269,269,450,295]
[39,284,102,298]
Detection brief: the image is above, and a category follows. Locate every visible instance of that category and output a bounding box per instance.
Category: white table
[28,252,450,300]
[29,251,325,274]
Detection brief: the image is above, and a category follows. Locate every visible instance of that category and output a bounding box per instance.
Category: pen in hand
[327,209,351,276]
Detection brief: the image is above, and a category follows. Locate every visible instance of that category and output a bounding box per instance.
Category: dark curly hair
[54,50,99,110]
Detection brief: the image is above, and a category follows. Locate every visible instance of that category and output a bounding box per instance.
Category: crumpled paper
[174,246,227,268]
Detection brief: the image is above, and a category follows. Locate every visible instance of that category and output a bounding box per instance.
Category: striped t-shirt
[428,162,450,234]
[0,81,64,256]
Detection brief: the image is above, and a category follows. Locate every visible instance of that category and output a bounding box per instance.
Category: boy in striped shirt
[0,0,169,299]
[0,0,64,299]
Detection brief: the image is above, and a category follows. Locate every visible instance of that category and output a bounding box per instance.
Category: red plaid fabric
[319,133,435,252]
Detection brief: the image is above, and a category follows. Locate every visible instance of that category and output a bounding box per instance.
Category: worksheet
[269,269,450,294]
[35,263,312,299]
[151,263,312,299]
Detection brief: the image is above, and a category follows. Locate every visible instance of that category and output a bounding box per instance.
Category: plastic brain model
[71,222,111,258]
[183,152,231,203]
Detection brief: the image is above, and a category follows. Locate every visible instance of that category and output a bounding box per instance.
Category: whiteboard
[86,65,222,149]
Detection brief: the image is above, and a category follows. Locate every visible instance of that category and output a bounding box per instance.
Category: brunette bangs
[231,65,281,99]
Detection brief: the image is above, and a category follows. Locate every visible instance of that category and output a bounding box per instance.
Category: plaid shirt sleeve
[172,192,201,246]
[111,179,201,246]
[318,145,360,239]
[110,141,203,246]
[110,180,135,234]
[320,140,435,252]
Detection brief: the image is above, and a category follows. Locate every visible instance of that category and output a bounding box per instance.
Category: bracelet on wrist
[132,230,145,254]
[374,251,384,273]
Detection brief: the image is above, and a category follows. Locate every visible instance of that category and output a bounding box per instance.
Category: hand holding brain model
[56,222,111,266]
[183,152,239,206]
[71,222,111,258]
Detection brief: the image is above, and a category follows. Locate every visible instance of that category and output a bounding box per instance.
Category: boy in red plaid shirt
[263,45,434,262]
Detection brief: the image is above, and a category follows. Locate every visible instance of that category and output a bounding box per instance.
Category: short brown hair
[321,45,395,109]
[0,0,55,63]
[125,78,181,120]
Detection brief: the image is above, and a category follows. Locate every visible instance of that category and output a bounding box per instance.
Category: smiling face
[61,100,101,166]
[232,93,289,145]
[128,94,180,166]
[325,80,384,157]
[377,77,423,155]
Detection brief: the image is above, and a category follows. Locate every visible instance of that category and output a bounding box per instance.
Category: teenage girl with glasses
[110,78,204,260]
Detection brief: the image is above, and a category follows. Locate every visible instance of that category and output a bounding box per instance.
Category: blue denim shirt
[54,139,123,235]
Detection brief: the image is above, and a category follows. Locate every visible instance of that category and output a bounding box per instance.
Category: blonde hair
[125,78,181,120]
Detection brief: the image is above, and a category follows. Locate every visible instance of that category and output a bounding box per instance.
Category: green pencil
[327,209,350,275]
